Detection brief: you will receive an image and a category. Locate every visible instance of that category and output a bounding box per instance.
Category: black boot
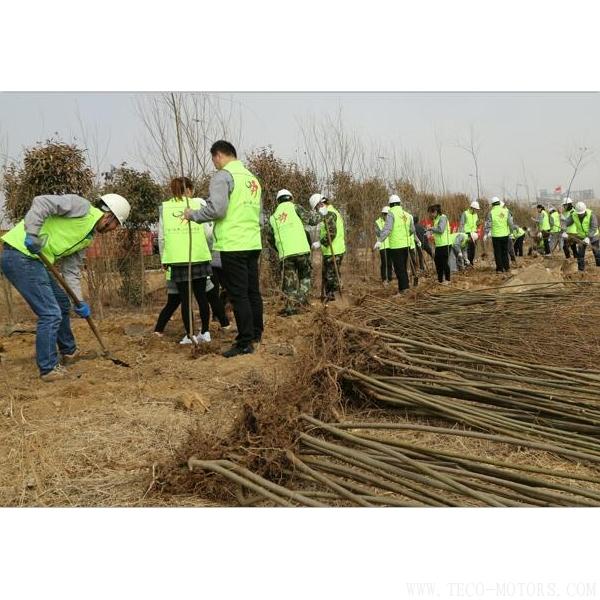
[222,344,254,358]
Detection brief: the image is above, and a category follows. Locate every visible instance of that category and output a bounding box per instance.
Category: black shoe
[222,344,254,358]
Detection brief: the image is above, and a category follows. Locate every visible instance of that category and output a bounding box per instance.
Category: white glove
[464,258,471,266]
[373,241,382,251]
[536,232,542,239]
[483,234,489,242]
[318,206,328,216]
[311,241,321,250]
[416,238,422,248]
[205,277,215,293]
[561,232,569,239]
[583,237,590,246]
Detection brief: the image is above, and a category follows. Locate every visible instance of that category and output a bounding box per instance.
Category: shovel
[37,253,130,367]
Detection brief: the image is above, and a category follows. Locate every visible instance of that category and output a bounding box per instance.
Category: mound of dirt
[499,262,563,294]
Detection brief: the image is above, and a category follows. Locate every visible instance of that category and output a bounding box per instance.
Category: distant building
[536,188,595,205]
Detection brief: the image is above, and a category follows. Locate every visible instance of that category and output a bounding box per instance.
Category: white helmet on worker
[470,200,480,210]
[100,193,130,225]
[575,201,587,214]
[548,206,556,212]
[470,232,479,242]
[388,194,402,205]
[562,197,574,206]
[381,206,390,214]
[309,193,327,210]
[276,189,292,201]
[490,196,501,205]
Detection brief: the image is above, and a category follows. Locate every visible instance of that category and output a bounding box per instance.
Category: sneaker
[40,365,69,382]
[61,349,80,365]
[222,344,254,358]
[179,335,198,345]
[197,331,212,343]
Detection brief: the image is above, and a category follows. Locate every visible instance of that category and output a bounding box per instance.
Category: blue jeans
[1,246,76,374]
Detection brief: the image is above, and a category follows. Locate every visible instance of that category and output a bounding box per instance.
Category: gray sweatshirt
[430,214,449,235]
[562,212,599,242]
[186,170,235,224]
[24,194,94,300]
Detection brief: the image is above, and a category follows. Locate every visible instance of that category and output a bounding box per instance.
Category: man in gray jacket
[1,193,130,380]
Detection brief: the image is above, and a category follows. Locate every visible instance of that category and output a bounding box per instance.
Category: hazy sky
[1,92,600,203]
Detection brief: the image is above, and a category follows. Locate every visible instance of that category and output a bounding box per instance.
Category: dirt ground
[1,248,599,506]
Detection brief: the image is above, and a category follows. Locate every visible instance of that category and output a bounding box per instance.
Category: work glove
[583,237,590,246]
[416,239,422,248]
[183,208,194,221]
[483,234,489,242]
[318,206,328,216]
[561,232,569,239]
[24,233,43,254]
[373,241,382,251]
[311,241,321,250]
[536,232,543,239]
[73,302,91,319]
[464,258,471,266]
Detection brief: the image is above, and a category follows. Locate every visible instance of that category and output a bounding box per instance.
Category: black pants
[379,249,393,282]
[154,294,182,333]
[543,236,551,255]
[434,245,450,282]
[574,241,600,271]
[466,236,476,263]
[221,249,263,347]
[175,278,210,335]
[563,241,578,259]
[514,235,524,257]
[388,248,409,291]
[492,236,510,272]
[207,280,229,327]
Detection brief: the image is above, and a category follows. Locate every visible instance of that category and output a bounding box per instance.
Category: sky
[1,92,600,212]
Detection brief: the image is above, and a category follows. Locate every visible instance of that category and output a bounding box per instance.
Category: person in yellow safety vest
[559,197,578,259]
[533,204,551,255]
[1,193,130,381]
[309,192,346,303]
[511,225,526,257]
[548,207,561,253]
[374,194,417,295]
[426,203,452,285]
[483,196,516,274]
[374,206,393,285]
[184,140,263,358]
[561,201,600,271]
[267,189,322,316]
[449,231,478,272]
[459,200,480,264]
[159,176,215,346]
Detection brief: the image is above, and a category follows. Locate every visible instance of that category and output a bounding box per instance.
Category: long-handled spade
[37,253,130,367]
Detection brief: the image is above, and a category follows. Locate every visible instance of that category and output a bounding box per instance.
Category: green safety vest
[2,205,103,264]
[539,210,550,232]
[572,209,599,239]
[511,226,525,239]
[213,160,262,252]
[449,232,468,249]
[160,197,211,265]
[490,205,510,237]
[269,201,310,259]
[462,210,478,234]
[565,208,577,234]
[549,211,561,233]
[387,205,411,249]
[375,217,390,250]
[433,214,451,247]
[320,205,346,256]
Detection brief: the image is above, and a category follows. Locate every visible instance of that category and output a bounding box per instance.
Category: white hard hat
[575,201,587,214]
[276,189,292,201]
[100,193,130,225]
[491,196,501,204]
[381,206,390,214]
[562,197,573,206]
[389,194,402,204]
[548,206,556,212]
[470,232,479,242]
[470,200,480,210]
[309,193,326,210]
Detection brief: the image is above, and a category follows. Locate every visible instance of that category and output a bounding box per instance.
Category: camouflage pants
[281,253,312,308]
[322,253,344,297]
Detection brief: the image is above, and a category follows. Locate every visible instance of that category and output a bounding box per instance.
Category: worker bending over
[561,201,600,271]
[449,231,478,272]
[1,193,130,380]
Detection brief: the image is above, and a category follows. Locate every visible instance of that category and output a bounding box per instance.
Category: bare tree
[434,127,447,195]
[135,92,242,184]
[74,103,111,188]
[565,144,594,198]
[457,125,483,199]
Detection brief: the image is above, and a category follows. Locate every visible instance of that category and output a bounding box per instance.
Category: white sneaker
[179,335,198,345]
[197,331,212,343]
